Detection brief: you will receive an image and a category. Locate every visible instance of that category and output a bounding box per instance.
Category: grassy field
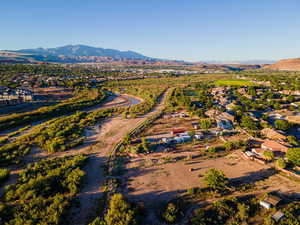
[215,79,255,86]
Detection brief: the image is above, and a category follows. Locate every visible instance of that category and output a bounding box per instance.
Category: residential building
[261,140,289,156]
[261,128,286,141]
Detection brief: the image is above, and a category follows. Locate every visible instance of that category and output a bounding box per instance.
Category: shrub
[199,119,213,130]
[224,142,234,151]
[105,193,138,225]
[263,151,275,161]
[287,135,298,146]
[276,158,286,169]
[240,116,258,130]
[204,168,228,192]
[163,203,178,223]
[0,168,10,183]
[286,148,300,166]
[274,120,290,131]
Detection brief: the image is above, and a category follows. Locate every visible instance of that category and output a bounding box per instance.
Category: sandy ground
[124,149,300,224]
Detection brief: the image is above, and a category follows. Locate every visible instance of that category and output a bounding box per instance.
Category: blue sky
[1,0,300,61]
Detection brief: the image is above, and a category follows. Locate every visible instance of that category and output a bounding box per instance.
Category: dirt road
[68,89,170,225]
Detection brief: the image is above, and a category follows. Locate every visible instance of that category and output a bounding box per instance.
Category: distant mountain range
[0,44,278,66]
[0,45,154,63]
[15,45,150,59]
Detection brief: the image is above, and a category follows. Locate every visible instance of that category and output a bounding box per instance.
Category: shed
[260,200,271,209]
[272,211,284,222]
[266,194,282,207]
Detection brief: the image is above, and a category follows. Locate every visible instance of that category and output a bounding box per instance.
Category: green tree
[224,142,234,151]
[123,133,131,145]
[163,203,178,223]
[286,148,300,166]
[199,119,213,130]
[240,116,258,130]
[276,158,286,169]
[105,194,138,225]
[89,217,106,225]
[141,138,150,153]
[0,168,10,184]
[204,168,228,192]
[274,120,290,131]
[263,151,275,161]
[287,135,298,146]
[287,95,295,103]
[237,203,250,221]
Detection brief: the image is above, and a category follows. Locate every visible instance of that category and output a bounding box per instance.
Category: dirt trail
[68,89,170,225]
[0,89,169,224]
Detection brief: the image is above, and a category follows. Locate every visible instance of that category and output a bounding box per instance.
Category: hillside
[265,58,300,71]
[15,45,149,59]
[0,45,153,63]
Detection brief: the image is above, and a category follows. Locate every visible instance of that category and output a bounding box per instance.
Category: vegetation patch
[215,79,255,86]
[0,154,87,225]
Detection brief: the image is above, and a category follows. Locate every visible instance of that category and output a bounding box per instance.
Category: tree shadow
[229,167,277,186]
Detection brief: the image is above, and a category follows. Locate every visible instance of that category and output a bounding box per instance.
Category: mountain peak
[14,44,150,60]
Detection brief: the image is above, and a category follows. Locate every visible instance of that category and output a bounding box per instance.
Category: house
[211,87,226,96]
[217,112,235,123]
[218,97,230,106]
[286,115,300,124]
[205,109,220,119]
[194,131,204,140]
[217,119,233,130]
[269,113,284,120]
[251,148,265,157]
[261,128,286,141]
[261,140,289,155]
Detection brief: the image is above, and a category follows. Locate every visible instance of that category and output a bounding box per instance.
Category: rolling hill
[265,58,300,71]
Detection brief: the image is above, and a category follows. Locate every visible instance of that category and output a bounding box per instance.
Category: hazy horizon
[2,0,300,61]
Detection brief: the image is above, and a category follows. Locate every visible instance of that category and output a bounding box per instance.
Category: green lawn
[215,79,255,86]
